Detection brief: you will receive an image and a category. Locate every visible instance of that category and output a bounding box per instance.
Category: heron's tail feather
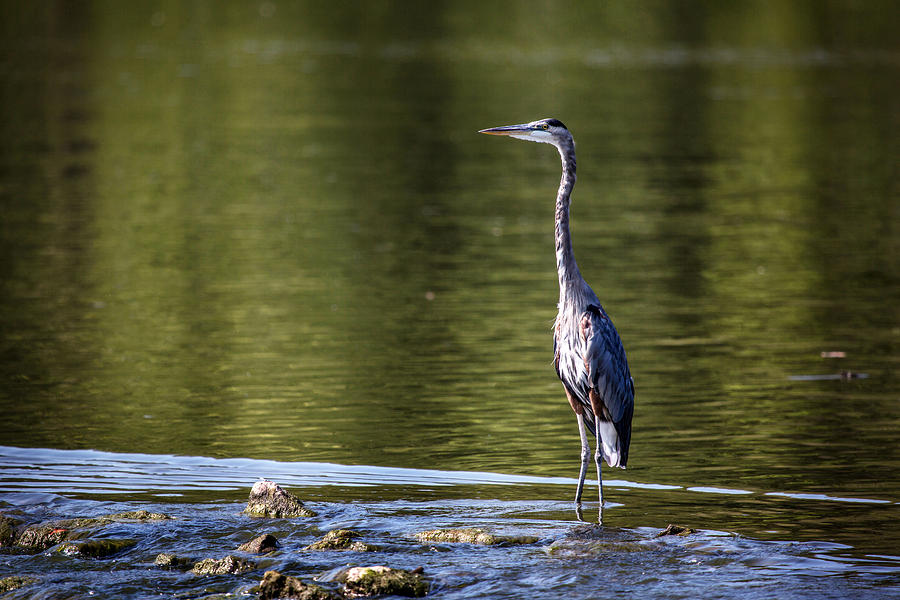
[597,420,625,468]
[583,408,631,468]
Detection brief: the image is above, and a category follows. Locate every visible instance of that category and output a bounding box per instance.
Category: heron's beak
[478,123,533,136]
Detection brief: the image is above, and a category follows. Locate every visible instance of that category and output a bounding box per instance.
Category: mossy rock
[0,515,24,546]
[415,527,537,546]
[191,554,256,576]
[305,529,378,552]
[258,570,342,600]
[13,511,172,553]
[104,510,172,521]
[154,552,194,569]
[58,538,136,558]
[544,539,647,557]
[336,565,428,598]
[656,524,697,537]
[15,519,96,552]
[243,480,317,518]
[237,533,279,554]
[0,576,37,593]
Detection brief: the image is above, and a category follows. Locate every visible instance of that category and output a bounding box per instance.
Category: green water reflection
[1,0,897,542]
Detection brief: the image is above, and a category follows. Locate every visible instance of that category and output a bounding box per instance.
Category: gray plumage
[479,118,634,522]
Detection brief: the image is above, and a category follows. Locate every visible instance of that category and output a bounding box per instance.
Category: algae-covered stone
[336,565,428,598]
[0,515,23,546]
[0,576,37,593]
[155,552,193,569]
[415,528,537,546]
[244,480,317,518]
[545,524,652,557]
[58,538,136,558]
[238,533,279,554]
[15,519,95,552]
[191,554,256,575]
[14,511,171,553]
[656,524,697,537]
[258,570,342,600]
[305,529,378,552]
[416,528,496,545]
[545,538,646,557]
[105,510,172,521]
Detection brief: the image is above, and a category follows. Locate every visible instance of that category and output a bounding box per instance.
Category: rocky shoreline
[1,479,694,598]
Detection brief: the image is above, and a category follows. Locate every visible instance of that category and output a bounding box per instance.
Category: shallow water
[1,1,899,598]
[1,447,898,599]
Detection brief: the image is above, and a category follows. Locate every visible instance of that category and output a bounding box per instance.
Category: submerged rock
[0,515,24,546]
[415,528,495,545]
[15,519,95,552]
[11,510,172,553]
[258,570,342,600]
[154,552,194,569]
[58,538,136,558]
[104,510,172,521]
[191,555,256,576]
[0,576,37,593]
[415,528,537,546]
[656,524,697,537]
[244,480,317,518]
[544,525,647,557]
[239,533,279,554]
[335,565,429,598]
[545,538,648,557]
[305,529,378,552]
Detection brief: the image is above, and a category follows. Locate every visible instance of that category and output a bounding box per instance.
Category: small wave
[0,446,893,507]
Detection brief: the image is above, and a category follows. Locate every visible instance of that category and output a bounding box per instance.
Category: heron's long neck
[555,143,582,293]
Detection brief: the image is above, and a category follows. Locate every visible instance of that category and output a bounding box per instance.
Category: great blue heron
[479,118,634,522]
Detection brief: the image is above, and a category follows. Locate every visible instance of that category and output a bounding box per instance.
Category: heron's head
[478,118,572,147]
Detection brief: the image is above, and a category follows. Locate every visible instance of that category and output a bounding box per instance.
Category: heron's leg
[565,387,591,521]
[574,412,590,506]
[595,428,604,524]
[587,388,607,524]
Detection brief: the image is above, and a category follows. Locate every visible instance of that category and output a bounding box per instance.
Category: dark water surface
[1,1,898,598]
[1,447,899,599]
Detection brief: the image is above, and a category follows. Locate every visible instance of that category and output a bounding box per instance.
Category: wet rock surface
[258,570,343,600]
[544,524,650,556]
[7,510,173,553]
[15,519,96,552]
[191,554,257,575]
[415,527,538,546]
[656,524,698,537]
[154,552,193,569]
[105,510,172,521]
[0,575,37,593]
[244,480,317,518]
[0,515,23,546]
[335,565,429,598]
[239,533,279,554]
[59,538,136,558]
[305,529,378,552]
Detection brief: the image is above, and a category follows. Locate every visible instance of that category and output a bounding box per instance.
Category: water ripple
[2,446,899,599]
[0,446,893,508]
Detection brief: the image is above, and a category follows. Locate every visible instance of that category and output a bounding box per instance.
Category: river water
[1,2,898,598]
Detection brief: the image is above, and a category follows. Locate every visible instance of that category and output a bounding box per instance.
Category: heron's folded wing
[579,306,634,424]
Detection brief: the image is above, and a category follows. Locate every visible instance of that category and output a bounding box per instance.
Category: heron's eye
[540,123,550,130]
